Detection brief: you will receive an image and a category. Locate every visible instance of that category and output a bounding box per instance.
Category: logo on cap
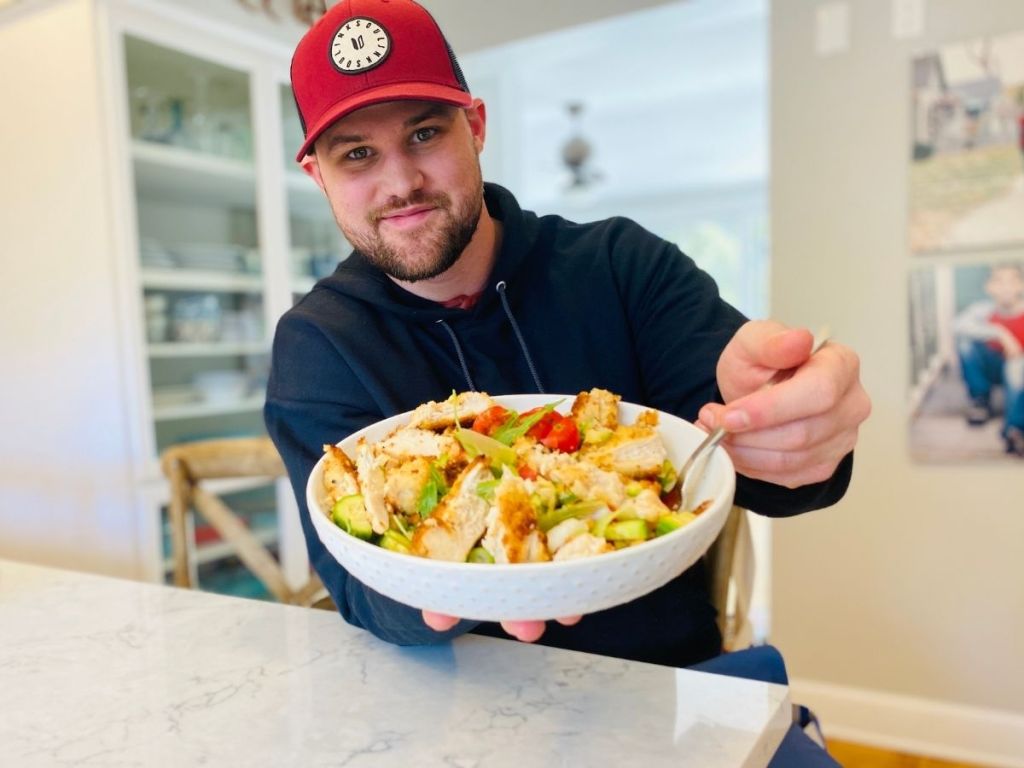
[330,17,391,74]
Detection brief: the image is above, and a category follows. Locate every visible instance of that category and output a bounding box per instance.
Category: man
[269,0,869,666]
[953,263,1024,456]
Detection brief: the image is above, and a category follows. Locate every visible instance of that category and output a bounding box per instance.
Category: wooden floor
[826,739,986,768]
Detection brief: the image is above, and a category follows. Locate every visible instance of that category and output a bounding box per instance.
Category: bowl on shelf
[305,394,735,622]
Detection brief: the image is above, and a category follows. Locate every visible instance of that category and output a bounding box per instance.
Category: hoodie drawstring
[495,281,546,394]
[435,319,476,391]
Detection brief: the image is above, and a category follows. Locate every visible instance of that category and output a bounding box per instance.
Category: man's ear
[300,153,326,190]
[465,98,487,155]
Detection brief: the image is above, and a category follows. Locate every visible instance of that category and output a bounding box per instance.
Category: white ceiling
[153,0,683,54]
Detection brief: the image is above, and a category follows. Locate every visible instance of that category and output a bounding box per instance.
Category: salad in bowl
[306,390,735,621]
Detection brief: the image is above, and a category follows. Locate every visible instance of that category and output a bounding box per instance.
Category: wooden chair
[160,436,331,608]
[706,505,755,651]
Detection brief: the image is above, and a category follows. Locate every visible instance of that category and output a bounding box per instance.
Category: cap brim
[295,82,474,162]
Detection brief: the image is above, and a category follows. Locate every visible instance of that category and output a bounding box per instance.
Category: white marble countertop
[0,558,789,767]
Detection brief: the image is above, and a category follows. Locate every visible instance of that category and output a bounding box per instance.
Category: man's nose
[379,151,425,200]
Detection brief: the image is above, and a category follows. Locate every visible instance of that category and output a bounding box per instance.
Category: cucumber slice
[331,494,374,540]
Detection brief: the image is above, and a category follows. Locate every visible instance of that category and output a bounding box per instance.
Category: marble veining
[0,559,789,767]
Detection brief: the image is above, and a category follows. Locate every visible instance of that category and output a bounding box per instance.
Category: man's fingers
[422,610,460,632]
[716,344,861,433]
[730,322,813,371]
[500,620,546,643]
[723,428,859,488]
[556,615,583,627]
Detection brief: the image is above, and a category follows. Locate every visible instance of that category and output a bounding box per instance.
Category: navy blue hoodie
[265,183,852,667]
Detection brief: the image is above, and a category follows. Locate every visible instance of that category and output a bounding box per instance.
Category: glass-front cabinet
[279,83,352,301]
[117,22,309,598]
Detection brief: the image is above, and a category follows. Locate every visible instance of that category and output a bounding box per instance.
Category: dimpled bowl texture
[306,394,735,622]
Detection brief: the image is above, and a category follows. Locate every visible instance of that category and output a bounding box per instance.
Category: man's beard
[340,185,483,283]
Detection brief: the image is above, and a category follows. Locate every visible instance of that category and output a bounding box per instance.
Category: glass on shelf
[143,290,263,346]
[125,35,253,162]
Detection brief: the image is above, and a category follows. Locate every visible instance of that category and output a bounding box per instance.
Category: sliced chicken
[570,388,620,431]
[384,456,432,517]
[407,391,495,430]
[582,426,668,479]
[534,451,627,509]
[355,438,390,534]
[482,473,550,564]
[553,533,613,561]
[378,427,457,461]
[322,444,360,505]
[411,458,492,562]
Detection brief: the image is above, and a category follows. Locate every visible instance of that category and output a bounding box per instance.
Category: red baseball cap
[290,0,473,162]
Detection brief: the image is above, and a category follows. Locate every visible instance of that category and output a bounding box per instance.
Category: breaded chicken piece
[582,425,668,479]
[378,427,457,461]
[532,450,627,509]
[407,391,495,430]
[322,444,360,505]
[384,456,432,517]
[482,473,550,564]
[553,532,613,561]
[411,458,492,562]
[355,438,390,534]
[570,388,620,431]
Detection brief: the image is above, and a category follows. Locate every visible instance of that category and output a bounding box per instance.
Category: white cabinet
[0,0,343,595]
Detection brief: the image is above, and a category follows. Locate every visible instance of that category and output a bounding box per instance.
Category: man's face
[986,266,1024,309]
[305,100,486,282]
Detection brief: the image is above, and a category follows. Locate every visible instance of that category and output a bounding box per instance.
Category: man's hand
[697,321,871,489]
[422,610,582,642]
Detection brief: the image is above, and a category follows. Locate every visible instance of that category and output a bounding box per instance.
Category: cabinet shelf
[132,140,256,207]
[147,341,269,358]
[141,267,263,292]
[153,395,266,420]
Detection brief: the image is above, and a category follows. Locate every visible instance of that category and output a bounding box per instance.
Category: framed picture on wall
[909,260,1024,462]
[909,30,1024,255]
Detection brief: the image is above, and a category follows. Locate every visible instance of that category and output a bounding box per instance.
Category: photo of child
[909,261,1024,462]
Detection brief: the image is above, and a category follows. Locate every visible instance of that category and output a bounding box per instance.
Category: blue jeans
[958,339,1024,432]
[690,645,840,767]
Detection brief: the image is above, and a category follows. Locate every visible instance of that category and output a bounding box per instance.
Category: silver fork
[678,327,832,511]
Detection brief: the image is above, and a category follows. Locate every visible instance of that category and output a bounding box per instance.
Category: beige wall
[0,0,138,574]
[771,0,1024,717]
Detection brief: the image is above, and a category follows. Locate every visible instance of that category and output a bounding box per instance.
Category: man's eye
[413,127,438,143]
[345,147,371,161]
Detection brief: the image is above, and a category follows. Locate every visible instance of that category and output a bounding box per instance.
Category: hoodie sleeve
[606,219,853,518]
[264,310,477,645]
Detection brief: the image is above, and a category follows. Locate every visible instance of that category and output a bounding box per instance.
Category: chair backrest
[160,436,329,608]
[705,505,754,651]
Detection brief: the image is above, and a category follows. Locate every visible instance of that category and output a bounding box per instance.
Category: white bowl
[306,394,735,622]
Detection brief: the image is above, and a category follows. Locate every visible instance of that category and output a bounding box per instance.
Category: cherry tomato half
[520,407,559,441]
[471,405,510,436]
[540,416,580,453]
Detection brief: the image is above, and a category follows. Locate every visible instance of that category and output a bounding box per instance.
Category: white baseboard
[791,678,1024,768]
